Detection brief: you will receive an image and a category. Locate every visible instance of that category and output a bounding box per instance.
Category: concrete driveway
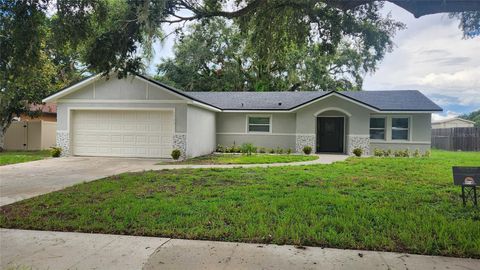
[0,157,161,206]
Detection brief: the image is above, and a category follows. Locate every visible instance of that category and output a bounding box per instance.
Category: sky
[147,2,480,120]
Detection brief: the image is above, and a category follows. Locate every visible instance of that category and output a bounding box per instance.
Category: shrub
[171,149,181,160]
[269,148,276,154]
[216,144,225,153]
[353,148,363,157]
[393,150,402,157]
[401,149,410,157]
[303,146,312,155]
[50,147,62,158]
[423,150,431,157]
[241,143,257,156]
[286,148,292,154]
[228,145,241,153]
[258,147,266,153]
[413,149,420,157]
[373,148,383,157]
[276,147,283,154]
[384,149,392,157]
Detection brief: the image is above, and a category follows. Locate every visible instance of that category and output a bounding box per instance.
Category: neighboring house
[432,118,475,129]
[14,103,57,122]
[43,74,442,158]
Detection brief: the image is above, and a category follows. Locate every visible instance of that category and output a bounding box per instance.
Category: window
[392,117,409,140]
[369,117,385,140]
[248,116,271,133]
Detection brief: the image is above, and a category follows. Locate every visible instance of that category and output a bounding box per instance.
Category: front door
[317,117,344,153]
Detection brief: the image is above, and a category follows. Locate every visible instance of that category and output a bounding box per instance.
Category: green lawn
[1,150,479,258]
[162,154,318,165]
[0,150,50,166]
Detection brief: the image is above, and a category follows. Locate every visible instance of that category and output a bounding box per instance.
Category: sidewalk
[1,229,478,270]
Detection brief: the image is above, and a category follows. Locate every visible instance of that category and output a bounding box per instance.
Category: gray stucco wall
[216,112,296,150]
[369,113,432,154]
[295,95,372,154]
[55,76,189,156]
[186,105,216,157]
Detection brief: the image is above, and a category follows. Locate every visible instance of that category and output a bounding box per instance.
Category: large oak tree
[1,0,478,149]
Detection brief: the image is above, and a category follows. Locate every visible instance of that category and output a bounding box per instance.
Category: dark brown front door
[317,117,344,153]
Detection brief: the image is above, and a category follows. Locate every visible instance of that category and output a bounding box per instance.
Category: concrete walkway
[0,154,346,206]
[1,229,478,270]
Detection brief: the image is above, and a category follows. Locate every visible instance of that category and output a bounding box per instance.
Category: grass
[1,150,479,258]
[162,154,318,165]
[0,150,50,166]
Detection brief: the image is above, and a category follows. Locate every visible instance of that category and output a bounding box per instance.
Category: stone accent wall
[173,133,187,159]
[295,134,316,153]
[347,135,370,155]
[56,131,70,156]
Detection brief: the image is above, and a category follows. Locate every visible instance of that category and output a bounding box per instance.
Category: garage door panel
[72,110,174,158]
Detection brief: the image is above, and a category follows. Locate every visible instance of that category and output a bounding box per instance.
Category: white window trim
[391,116,411,141]
[246,114,272,134]
[370,115,413,142]
[369,116,387,141]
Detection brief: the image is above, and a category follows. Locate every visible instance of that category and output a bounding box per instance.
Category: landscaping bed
[0,150,51,166]
[162,153,318,165]
[1,150,479,258]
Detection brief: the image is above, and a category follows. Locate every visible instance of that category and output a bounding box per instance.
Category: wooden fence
[431,127,480,151]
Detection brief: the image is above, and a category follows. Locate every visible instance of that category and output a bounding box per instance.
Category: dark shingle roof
[186,90,442,111]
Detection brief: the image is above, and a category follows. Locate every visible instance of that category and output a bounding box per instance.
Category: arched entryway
[314,108,350,153]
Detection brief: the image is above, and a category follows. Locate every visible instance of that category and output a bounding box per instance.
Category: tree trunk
[0,119,12,152]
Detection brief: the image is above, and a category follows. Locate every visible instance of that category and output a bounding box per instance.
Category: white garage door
[71,110,174,158]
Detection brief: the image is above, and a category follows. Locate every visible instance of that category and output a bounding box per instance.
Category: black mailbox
[452,167,480,206]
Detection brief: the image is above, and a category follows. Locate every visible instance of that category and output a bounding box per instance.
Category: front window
[370,117,385,140]
[392,117,409,140]
[248,116,271,133]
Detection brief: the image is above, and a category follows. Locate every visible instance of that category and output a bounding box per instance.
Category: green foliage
[460,109,480,127]
[413,149,420,158]
[303,146,312,155]
[258,147,266,154]
[216,144,225,153]
[286,148,292,155]
[269,148,276,154]
[374,149,384,157]
[171,149,181,160]
[50,147,62,158]
[276,147,284,154]
[423,150,431,157]
[0,150,50,166]
[353,148,363,157]
[384,149,392,157]
[240,143,257,156]
[156,14,403,91]
[2,150,479,258]
[0,1,86,149]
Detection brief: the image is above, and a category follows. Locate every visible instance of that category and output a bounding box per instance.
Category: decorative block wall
[173,133,187,159]
[295,134,316,153]
[347,135,370,155]
[56,131,70,156]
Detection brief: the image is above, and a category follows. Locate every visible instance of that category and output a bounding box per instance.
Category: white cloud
[432,111,461,121]
[363,3,480,113]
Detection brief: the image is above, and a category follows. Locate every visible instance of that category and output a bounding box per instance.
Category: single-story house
[43,74,442,158]
[432,118,475,129]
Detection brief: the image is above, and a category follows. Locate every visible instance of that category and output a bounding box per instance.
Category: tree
[0,1,85,150]
[157,13,400,92]
[460,110,480,127]
[7,0,475,78]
